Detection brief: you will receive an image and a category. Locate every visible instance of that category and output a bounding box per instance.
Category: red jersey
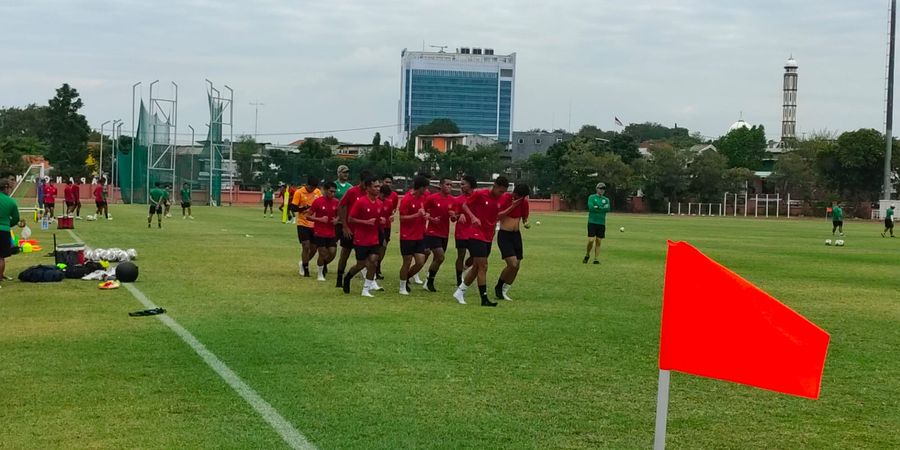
[453,193,473,240]
[93,185,105,202]
[379,197,394,231]
[383,191,399,229]
[399,191,427,241]
[466,188,503,243]
[498,193,529,220]
[424,192,454,238]
[43,184,57,203]
[349,195,382,246]
[72,184,81,202]
[338,185,363,229]
[64,185,75,203]
[310,196,339,239]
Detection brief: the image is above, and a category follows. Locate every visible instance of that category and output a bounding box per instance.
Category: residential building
[511,131,572,160]
[414,133,497,159]
[400,47,516,144]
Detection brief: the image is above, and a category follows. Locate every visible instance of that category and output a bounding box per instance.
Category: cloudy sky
[0,0,892,145]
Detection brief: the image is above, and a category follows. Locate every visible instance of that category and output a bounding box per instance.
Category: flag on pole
[614,117,624,127]
[659,241,830,399]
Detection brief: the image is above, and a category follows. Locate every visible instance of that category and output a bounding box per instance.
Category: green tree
[321,136,339,146]
[688,149,728,202]
[623,122,688,142]
[0,104,48,139]
[723,167,756,193]
[406,118,460,152]
[714,125,767,169]
[234,135,258,185]
[559,149,632,206]
[646,147,691,203]
[0,136,46,174]
[45,83,91,176]
[770,145,818,200]
[817,128,897,200]
[606,132,641,163]
[372,132,381,148]
[297,139,334,159]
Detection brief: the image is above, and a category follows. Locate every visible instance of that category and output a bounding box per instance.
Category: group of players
[34,177,112,222]
[286,165,536,307]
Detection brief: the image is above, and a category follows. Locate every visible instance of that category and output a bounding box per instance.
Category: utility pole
[250,101,264,140]
[99,121,111,178]
[885,0,897,200]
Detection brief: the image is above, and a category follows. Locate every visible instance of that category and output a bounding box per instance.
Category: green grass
[2,206,899,449]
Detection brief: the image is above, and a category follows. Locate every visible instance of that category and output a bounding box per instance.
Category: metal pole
[189,125,195,190]
[734,193,738,217]
[787,193,791,218]
[755,194,759,217]
[653,370,671,450]
[776,193,780,217]
[148,80,158,204]
[225,85,234,205]
[885,0,897,201]
[766,194,770,217]
[114,122,123,200]
[745,192,749,217]
[99,121,110,179]
[131,81,140,204]
[667,202,671,215]
[173,82,178,189]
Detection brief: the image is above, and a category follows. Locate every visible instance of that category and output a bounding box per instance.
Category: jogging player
[181,183,194,219]
[292,176,322,277]
[148,182,166,228]
[309,182,339,281]
[453,175,477,286]
[495,183,531,301]
[422,177,455,292]
[398,175,429,295]
[453,176,517,307]
[883,204,896,238]
[343,176,384,297]
[43,178,57,221]
[64,179,76,217]
[376,174,399,279]
[94,178,110,220]
[335,170,372,288]
[584,182,611,264]
[263,185,275,217]
[73,179,83,219]
[163,186,172,218]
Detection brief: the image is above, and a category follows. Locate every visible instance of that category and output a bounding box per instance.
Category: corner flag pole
[653,369,671,450]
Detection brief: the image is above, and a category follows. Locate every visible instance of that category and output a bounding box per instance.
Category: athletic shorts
[340,229,354,248]
[96,200,107,209]
[378,230,388,247]
[382,227,392,244]
[588,223,606,238]
[355,245,380,261]
[400,239,426,256]
[886,218,895,229]
[455,238,469,251]
[468,239,492,258]
[424,235,449,251]
[297,226,314,243]
[497,229,523,260]
[65,201,76,208]
[314,236,337,248]
[263,199,274,208]
[149,204,163,215]
[182,202,191,208]
[0,230,12,258]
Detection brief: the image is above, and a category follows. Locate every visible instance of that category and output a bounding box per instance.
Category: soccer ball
[619,227,625,232]
[535,221,541,226]
[825,239,832,246]
[835,240,845,247]
[86,214,97,221]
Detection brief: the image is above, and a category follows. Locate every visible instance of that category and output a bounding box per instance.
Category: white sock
[502,283,511,293]
[458,283,468,291]
[400,280,408,291]
[318,265,324,274]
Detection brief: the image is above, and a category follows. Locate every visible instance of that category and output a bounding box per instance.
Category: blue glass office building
[400,48,516,143]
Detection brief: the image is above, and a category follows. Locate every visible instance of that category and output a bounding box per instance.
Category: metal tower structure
[147,80,178,199]
[205,79,234,206]
[781,56,798,145]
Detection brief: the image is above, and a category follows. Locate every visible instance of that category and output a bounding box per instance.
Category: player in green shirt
[1,179,27,286]
[335,165,353,200]
[883,204,895,238]
[584,182,611,264]
[830,201,843,236]
[263,185,275,217]
[148,182,166,228]
[180,183,194,220]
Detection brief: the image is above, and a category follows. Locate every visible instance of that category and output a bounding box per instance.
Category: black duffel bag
[18,265,65,283]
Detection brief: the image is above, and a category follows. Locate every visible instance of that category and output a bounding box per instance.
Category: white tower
[781,56,798,143]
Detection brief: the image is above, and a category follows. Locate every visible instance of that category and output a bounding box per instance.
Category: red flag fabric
[659,241,830,399]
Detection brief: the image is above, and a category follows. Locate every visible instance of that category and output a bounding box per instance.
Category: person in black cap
[584,182,610,264]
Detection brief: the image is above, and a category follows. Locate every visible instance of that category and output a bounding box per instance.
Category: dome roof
[785,56,798,68]
[729,119,751,131]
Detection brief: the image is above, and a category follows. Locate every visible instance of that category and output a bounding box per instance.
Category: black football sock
[456,270,463,286]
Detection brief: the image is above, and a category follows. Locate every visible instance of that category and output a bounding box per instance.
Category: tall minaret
[781,56,798,144]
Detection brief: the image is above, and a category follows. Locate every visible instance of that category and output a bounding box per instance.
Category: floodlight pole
[147,80,158,204]
[250,101,264,140]
[99,120,111,180]
[189,125,195,188]
[225,84,234,205]
[885,0,897,200]
[114,122,123,196]
[131,81,141,204]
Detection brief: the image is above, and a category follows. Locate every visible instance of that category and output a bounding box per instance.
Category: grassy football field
[1,205,899,449]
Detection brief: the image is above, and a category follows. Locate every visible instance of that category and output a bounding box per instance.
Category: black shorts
[314,235,337,248]
[149,204,163,215]
[182,202,191,208]
[468,239,492,258]
[382,227,392,244]
[886,218,895,229]
[355,245,380,261]
[497,229,523,260]
[95,200,107,209]
[400,239,426,256]
[263,199,274,207]
[455,238,469,251]
[424,235,448,251]
[588,223,606,238]
[339,227,354,248]
[0,230,12,258]
[65,201,76,208]
[297,226,314,243]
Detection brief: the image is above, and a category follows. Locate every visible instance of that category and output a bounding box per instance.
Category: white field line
[66,230,316,450]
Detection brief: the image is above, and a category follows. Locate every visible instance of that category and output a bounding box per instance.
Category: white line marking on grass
[66,230,316,450]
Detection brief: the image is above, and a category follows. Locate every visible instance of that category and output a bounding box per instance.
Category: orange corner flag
[659,241,830,399]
